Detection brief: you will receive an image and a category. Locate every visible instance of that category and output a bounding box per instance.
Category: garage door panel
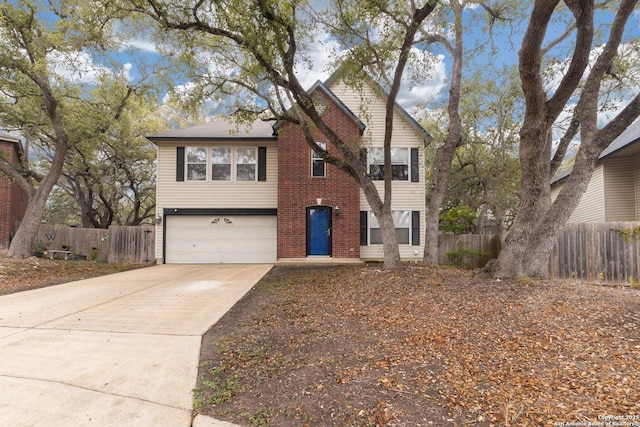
[165,215,277,264]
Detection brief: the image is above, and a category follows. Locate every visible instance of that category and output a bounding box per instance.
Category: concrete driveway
[0,264,272,427]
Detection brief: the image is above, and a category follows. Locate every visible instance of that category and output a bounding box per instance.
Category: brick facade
[0,138,29,250]
[277,91,361,259]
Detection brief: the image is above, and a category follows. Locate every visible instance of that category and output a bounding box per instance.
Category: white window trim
[186,146,207,181]
[185,146,259,182]
[311,141,326,178]
[211,147,232,181]
[369,210,412,245]
[235,146,258,182]
[368,147,410,181]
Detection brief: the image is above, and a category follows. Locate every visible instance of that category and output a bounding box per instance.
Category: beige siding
[155,140,278,258]
[604,157,636,221]
[328,80,427,261]
[565,165,605,223]
[635,157,640,221]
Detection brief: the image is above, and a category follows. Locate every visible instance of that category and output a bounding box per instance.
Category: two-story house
[148,71,429,264]
[0,133,29,250]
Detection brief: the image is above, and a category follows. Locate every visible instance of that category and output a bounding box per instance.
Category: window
[186,147,207,181]
[177,146,266,182]
[312,142,326,177]
[369,211,411,244]
[211,147,232,181]
[368,147,409,181]
[236,147,257,181]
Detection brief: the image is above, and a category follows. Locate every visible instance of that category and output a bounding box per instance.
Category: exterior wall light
[334,206,340,216]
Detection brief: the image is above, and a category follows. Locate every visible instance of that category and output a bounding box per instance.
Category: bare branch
[545,2,594,120]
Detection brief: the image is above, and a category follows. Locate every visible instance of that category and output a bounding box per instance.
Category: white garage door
[165,215,277,263]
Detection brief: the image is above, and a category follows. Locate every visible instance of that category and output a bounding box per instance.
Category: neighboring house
[551,119,640,222]
[0,133,29,250]
[148,71,429,264]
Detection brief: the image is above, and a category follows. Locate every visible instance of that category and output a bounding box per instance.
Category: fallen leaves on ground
[0,256,148,295]
[196,265,640,426]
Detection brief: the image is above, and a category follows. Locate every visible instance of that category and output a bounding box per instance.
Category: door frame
[306,206,332,256]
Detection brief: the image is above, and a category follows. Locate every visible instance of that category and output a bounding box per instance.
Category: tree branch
[545,1,594,121]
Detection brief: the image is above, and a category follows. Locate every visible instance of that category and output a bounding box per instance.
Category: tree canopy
[0,0,170,258]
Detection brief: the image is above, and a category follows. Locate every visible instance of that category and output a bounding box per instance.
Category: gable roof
[272,79,367,134]
[0,132,20,143]
[324,66,431,142]
[552,119,640,186]
[598,119,640,158]
[147,119,276,143]
[0,132,24,160]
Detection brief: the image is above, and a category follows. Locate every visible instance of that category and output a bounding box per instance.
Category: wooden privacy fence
[34,225,155,265]
[439,222,640,283]
[437,233,501,268]
[549,221,640,283]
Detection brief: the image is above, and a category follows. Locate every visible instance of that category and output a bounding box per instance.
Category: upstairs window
[236,147,257,181]
[368,147,409,181]
[177,146,267,182]
[312,142,326,177]
[186,147,207,181]
[211,147,232,181]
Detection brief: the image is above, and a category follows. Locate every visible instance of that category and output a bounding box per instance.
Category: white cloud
[48,50,111,85]
[397,53,448,107]
[122,38,158,54]
[292,24,447,110]
[120,63,133,81]
[294,27,342,88]
[47,49,135,85]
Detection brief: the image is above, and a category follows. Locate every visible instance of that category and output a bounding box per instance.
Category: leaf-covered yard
[0,256,147,296]
[196,265,640,426]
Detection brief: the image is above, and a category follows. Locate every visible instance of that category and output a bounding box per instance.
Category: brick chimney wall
[277,92,361,259]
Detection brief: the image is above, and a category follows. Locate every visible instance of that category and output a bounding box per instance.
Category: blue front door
[307,207,331,256]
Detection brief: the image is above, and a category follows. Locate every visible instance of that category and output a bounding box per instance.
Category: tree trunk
[7,190,47,258]
[359,177,402,269]
[490,123,552,278]
[378,207,402,269]
[489,0,640,279]
[423,138,458,264]
[423,0,464,266]
[8,143,69,258]
[475,204,487,235]
[516,142,640,278]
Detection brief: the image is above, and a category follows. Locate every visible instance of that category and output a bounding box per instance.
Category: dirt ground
[195,264,640,427]
[0,255,148,296]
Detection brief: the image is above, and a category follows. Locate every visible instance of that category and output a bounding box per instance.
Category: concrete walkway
[0,264,272,427]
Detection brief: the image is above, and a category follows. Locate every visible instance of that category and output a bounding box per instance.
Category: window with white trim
[178,146,266,182]
[186,147,207,181]
[312,142,326,177]
[369,210,411,244]
[211,147,232,181]
[236,147,257,181]
[368,147,409,181]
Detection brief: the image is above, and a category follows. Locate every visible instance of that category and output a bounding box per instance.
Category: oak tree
[491,0,640,278]
[0,0,136,258]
